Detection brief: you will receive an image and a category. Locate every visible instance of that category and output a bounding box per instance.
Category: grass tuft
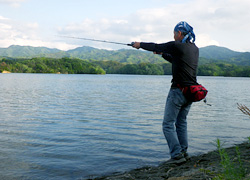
[212,138,246,180]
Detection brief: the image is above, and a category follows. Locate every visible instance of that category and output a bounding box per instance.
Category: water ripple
[0,74,250,179]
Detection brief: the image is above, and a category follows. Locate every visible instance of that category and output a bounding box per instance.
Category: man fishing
[132,21,199,164]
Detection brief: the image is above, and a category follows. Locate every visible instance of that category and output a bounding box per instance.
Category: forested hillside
[1,45,250,65]
[0,45,250,76]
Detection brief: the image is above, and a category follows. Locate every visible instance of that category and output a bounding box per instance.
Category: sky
[0,0,250,52]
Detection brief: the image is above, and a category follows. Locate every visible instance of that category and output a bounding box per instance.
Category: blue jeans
[163,88,192,158]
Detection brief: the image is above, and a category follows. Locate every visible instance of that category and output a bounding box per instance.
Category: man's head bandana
[174,21,195,43]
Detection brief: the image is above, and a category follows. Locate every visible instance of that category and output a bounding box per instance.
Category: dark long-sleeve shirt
[140,41,199,87]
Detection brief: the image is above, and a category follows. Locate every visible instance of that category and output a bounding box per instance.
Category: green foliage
[1,57,166,75]
[198,63,250,77]
[0,57,105,74]
[92,61,124,74]
[95,60,250,77]
[93,60,166,75]
[118,63,164,75]
[1,56,250,77]
[213,139,246,180]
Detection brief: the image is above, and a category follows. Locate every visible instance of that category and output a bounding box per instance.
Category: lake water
[0,74,250,180]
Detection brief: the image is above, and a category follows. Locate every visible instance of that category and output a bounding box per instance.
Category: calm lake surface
[0,74,250,179]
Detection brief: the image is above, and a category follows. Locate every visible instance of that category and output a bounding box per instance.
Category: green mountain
[232,52,250,65]
[0,45,249,66]
[199,45,241,59]
[200,45,250,65]
[67,47,165,63]
[0,45,61,58]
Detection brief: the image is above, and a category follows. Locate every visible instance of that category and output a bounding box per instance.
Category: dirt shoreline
[87,141,250,180]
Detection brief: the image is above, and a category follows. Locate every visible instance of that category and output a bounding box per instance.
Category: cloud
[0,15,75,50]
[58,0,250,51]
[196,34,220,48]
[0,0,27,7]
[0,16,39,40]
[1,0,249,51]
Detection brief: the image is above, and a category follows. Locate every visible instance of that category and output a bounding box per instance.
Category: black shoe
[183,152,190,160]
[165,154,186,165]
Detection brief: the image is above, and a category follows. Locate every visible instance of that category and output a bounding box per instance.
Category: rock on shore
[1,70,11,73]
[88,142,250,180]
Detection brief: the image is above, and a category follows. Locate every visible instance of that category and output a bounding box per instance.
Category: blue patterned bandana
[174,21,195,43]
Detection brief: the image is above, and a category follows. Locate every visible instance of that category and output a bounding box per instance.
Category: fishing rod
[57,35,135,47]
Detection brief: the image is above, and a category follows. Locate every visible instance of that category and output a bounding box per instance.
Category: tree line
[93,60,250,77]
[0,57,105,74]
[0,57,250,77]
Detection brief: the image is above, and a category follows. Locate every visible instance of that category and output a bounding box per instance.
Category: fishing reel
[127,42,135,46]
